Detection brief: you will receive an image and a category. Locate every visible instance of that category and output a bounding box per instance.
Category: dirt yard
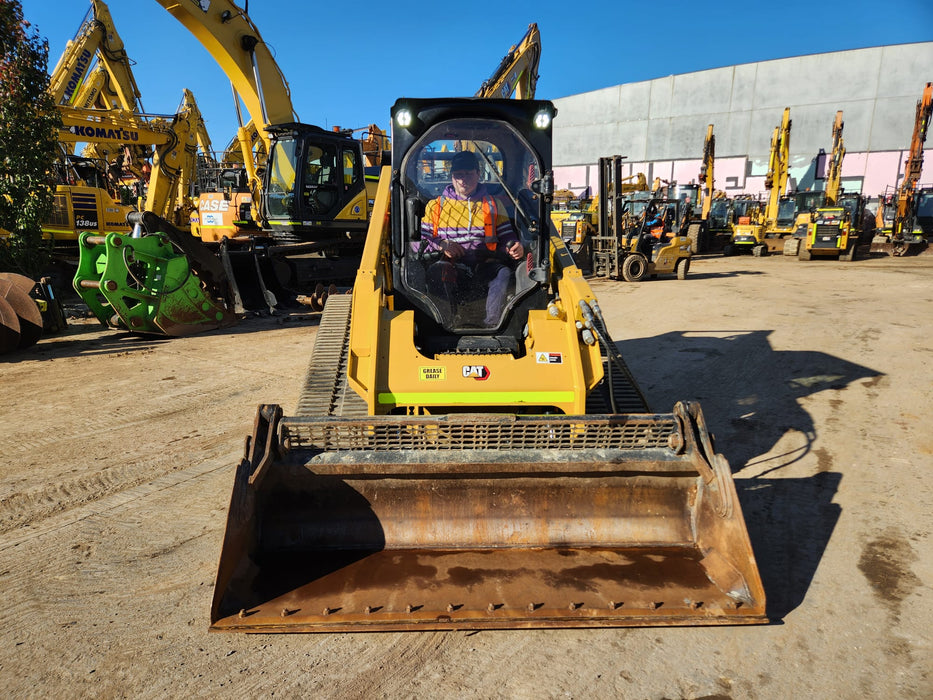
[1,252,930,699]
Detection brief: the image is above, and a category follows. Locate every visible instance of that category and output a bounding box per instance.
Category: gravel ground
[0,252,930,699]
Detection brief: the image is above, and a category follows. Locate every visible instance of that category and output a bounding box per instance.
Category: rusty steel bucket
[209,402,767,632]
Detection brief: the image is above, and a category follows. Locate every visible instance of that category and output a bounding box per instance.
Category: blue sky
[20,0,933,154]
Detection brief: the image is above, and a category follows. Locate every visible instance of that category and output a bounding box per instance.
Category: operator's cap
[450,151,479,172]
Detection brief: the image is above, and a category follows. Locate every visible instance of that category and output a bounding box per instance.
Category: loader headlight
[533,109,552,129]
[395,109,413,128]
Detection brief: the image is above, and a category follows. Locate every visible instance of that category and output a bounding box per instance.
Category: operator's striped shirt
[419,184,517,264]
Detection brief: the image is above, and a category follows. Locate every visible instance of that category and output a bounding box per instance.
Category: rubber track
[294,295,367,417]
[585,317,650,415]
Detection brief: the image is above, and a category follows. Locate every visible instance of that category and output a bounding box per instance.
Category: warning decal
[536,352,563,364]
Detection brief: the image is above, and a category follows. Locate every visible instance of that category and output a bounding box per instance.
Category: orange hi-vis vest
[431,195,499,252]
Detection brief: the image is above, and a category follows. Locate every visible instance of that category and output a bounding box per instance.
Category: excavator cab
[391,99,553,350]
[262,124,371,247]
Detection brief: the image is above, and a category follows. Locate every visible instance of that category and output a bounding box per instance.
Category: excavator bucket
[0,274,43,355]
[210,401,766,632]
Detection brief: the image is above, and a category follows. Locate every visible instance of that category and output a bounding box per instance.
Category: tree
[0,0,62,278]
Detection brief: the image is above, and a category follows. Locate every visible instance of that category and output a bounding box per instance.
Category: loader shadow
[735,472,841,621]
[617,329,882,473]
[617,329,869,621]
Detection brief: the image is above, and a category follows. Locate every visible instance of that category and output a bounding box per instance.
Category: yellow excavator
[209,98,766,633]
[874,82,932,256]
[40,0,141,242]
[35,0,214,245]
[726,108,795,256]
[50,90,211,241]
[794,111,873,261]
[155,0,387,299]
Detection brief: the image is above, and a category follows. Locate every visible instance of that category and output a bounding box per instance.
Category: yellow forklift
[592,156,692,281]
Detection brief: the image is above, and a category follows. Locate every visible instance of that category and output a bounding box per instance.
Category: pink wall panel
[554,149,933,201]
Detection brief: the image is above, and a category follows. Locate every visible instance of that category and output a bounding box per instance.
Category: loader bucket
[210,402,766,632]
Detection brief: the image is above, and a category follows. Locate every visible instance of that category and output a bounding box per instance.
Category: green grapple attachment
[74,214,238,336]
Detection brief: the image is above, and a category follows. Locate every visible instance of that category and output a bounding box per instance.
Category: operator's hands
[507,241,525,260]
[441,240,465,261]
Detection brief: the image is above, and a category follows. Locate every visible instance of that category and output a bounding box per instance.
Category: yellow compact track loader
[210,98,766,633]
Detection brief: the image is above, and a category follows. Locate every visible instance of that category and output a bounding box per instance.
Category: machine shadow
[11,310,322,363]
[617,329,882,472]
[735,472,841,621]
[673,268,767,280]
[617,330,867,621]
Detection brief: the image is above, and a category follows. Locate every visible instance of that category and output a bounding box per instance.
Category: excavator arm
[763,108,791,226]
[155,0,302,229]
[154,0,297,153]
[699,124,715,220]
[143,89,208,224]
[893,83,932,235]
[475,23,541,99]
[49,0,142,111]
[57,105,172,149]
[823,111,845,206]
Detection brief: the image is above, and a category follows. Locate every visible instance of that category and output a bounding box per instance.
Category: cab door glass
[399,118,543,330]
[265,138,297,218]
[302,144,339,215]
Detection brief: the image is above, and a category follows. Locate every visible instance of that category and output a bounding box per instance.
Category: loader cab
[389,98,555,346]
[708,198,730,229]
[796,190,826,213]
[732,197,762,224]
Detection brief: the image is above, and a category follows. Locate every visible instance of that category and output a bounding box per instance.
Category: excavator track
[294,295,368,418]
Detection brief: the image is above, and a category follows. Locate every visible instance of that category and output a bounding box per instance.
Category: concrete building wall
[552,42,933,198]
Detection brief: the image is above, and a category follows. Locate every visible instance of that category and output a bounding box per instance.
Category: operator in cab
[419,151,525,326]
